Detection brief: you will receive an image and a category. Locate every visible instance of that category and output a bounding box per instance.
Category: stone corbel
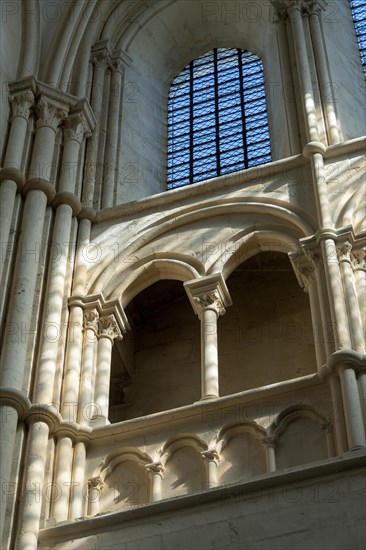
[289,251,316,291]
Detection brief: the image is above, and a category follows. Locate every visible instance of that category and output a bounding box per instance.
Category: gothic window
[350,0,366,75]
[167,48,271,189]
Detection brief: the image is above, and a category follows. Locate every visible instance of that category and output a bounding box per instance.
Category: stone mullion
[337,242,364,353]
[0,88,34,286]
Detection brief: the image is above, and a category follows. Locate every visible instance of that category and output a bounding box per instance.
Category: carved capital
[83,309,99,334]
[145,462,165,476]
[352,247,366,272]
[184,273,232,318]
[91,40,112,68]
[193,291,226,317]
[9,89,34,121]
[88,476,104,491]
[64,112,90,143]
[271,0,326,21]
[98,314,122,342]
[337,241,353,264]
[201,449,220,463]
[36,96,68,131]
[262,436,276,448]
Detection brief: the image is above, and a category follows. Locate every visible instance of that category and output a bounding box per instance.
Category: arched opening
[218,251,316,396]
[109,279,200,422]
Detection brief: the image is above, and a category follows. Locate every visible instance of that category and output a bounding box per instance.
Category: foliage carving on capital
[64,111,91,143]
[36,96,68,131]
[9,89,34,120]
[337,241,352,264]
[351,247,366,272]
[145,462,165,476]
[91,48,110,69]
[193,291,226,317]
[271,0,326,21]
[262,436,276,448]
[83,309,99,334]
[201,449,220,463]
[98,314,122,342]
[88,475,104,491]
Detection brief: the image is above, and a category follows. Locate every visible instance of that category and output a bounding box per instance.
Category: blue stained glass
[167,48,271,189]
[350,0,366,75]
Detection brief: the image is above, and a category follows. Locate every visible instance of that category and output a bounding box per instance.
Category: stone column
[263,437,276,473]
[201,450,219,489]
[87,476,104,517]
[83,40,111,207]
[78,309,99,424]
[101,54,125,209]
[15,416,52,549]
[290,252,326,368]
[0,86,34,285]
[50,435,74,523]
[145,463,165,502]
[94,314,122,422]
[337,241,364,353]
[337,363,366,450]
[273,10,302,153]
[36,106,93,410]
[69,441,87,520]
[352,247,366,347]
[185,274,232,400]
[307,0,340,144]
[0,95,67,545]
[272,0,321,143]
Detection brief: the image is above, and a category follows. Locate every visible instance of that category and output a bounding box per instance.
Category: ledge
[38,450,366,546]
[91,372,322,441]
[94,137,365,224]
[94,154,307,222]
